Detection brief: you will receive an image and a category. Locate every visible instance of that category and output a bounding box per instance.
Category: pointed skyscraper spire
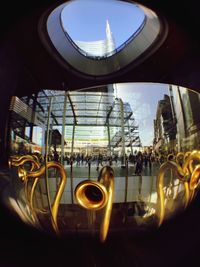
[105,19,116,54]
[106,19,112,39]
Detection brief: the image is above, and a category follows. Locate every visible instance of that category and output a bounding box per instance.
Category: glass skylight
[61,0,145,58]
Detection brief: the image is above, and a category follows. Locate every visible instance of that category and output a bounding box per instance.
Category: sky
[114,83,169,146]
[61,0,145,48]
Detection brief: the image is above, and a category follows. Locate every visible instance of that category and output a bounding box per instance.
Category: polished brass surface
[187,153,200,201]
[99,166,114,242]
[13,157,40,178]
[10,156,41,210]
[190,164,200,190]
[183,151,191,163]
[157,150,200,226]
[9,150,200,239]
[183,150,200,174]
[10,155,39,173]
[17,161,67,233]
[167,154,175,161]
[176,151,200,206]
[188,163,200,202]
[10,154,40,164]
[182,151,200,203]
[75,180,108,210]
[176,152,184,166]
[75,166,114,242]
[157,160,188,227]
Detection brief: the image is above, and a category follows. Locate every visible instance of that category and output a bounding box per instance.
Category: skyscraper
[74,20,116,58]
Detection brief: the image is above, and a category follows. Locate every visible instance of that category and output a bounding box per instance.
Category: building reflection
[153,85,200,156]
[5,83,200,241]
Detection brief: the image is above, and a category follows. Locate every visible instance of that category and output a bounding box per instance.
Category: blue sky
[61,0,145,48]
[114,83,169,146]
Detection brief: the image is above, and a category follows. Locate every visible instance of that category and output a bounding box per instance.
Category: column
[61,92,67,165]
[120,98,125,167]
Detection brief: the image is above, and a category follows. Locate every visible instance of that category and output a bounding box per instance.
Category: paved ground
[63,161,161,179]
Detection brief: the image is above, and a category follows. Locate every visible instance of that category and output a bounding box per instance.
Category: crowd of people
[13,141,172,176]
[48,150,159,175]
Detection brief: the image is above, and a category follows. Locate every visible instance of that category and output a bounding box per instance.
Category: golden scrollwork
[183,150,200,175]
[176,152,184,166]
[189,164,200,201]
[75,166,114,242]
[9,155,39,172]
[167,154,175,161]
[183,151,191,162]
[9,155,40,210]
[17,161,67,234]
[157,161,188,227]
[185,151,200,201]
[157,150,200,227]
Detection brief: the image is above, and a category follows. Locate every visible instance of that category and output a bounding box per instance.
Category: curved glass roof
[61,0,145,58]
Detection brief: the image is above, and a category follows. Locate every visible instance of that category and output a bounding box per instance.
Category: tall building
[153,93,177,153]
[74,20,116,57]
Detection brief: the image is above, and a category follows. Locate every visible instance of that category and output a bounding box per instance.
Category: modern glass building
[1,0,200,266]
[74,20,116,58]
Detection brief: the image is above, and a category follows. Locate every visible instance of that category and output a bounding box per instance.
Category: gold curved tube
[11,156,39,174]
[190,164,200,190]
[176,152,184,165]
[189,164,200,202]
[183,151,191,163]
[18,161,67,234]
[157,150,200,227]
[29,177,40,211]
[19,159,41,211]
[183,150,200,175]
[157,161,188,227]
[50,163,67,233]
[75,180,108,210]
[182,151,200,203]
[11,155,39,165]
[183,182,190,209]
[11,157,40,208]
[99,166,114,242]
[31,154,40,162]
[9,155,42,226]
[167,154,175,161]
[75,165,114,242]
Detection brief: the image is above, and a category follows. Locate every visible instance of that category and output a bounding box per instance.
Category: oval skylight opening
[45,0,165,75]
[60,0,145,58]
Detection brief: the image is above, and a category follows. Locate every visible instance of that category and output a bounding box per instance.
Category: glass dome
[5,83,200,242]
